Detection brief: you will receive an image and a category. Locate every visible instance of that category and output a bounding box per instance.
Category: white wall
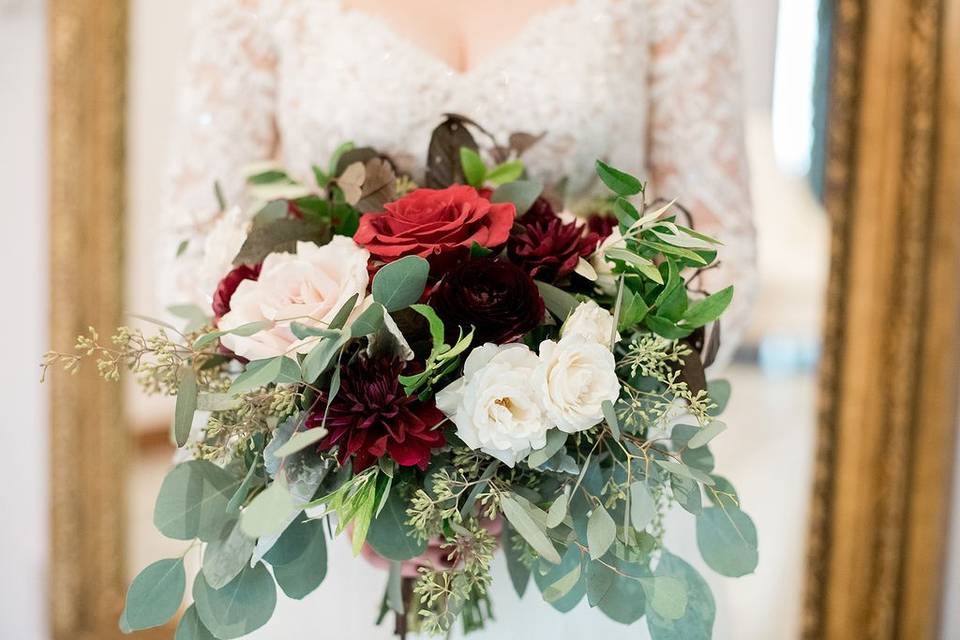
[0,1,49,639]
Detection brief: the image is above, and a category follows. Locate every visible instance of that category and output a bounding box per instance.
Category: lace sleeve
[158,0,279,308]
[646,0,758,367]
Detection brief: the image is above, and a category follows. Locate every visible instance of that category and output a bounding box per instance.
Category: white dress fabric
[160,1,758,638]
[161,0,757,357]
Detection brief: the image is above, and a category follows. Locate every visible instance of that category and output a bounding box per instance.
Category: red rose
[354,185,514,268]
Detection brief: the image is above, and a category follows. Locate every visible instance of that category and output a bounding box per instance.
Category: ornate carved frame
[803,0,960,638]
[47,0,960,638]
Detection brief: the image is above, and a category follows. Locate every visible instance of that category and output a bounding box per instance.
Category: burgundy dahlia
[508,204,599,283]
[586,213,619,240]
[429,259,544,345]
[212,263,261,321]
[306,356,446,471]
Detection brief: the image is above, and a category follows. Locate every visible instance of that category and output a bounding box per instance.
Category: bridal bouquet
[44,116,757,639]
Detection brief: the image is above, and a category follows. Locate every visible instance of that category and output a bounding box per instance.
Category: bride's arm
[158,0,279,308]
[646,0,758,366]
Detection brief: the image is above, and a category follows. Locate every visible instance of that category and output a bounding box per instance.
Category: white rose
[535,335,621,433]
[435,343,550,467]
[562,300,621,346]
[197,206,251,302]
[590,227,623,295]
[219,237,370,360]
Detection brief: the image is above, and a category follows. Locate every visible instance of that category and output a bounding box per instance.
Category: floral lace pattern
[162,0,755,362]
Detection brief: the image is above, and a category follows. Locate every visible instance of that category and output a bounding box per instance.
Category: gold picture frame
[46,0,960,638]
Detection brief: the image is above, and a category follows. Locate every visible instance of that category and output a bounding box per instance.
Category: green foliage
[202,519,255,589]
[587,505,617,560]
[154,461,240,541]
[500,493,561,564]
[193,563,277,639]
[240,477,297,539]
[270,428,328,459]
[366,488,427,561]
[527,430,568,468]
[372,255,430,311]
[503,527,533,597]
[460,147,487,187]
[398,304,474,397]
[646,552,715,640]
[490,179,542,216]
[122,558,185,631]
[696,507,759,577]
[270,518,328,599]
[533,545,586,613]
[535,280,579,320]
[175,605,217,640]
[595,553,650,625]
[174,369,198,447]
[596,160,644,197]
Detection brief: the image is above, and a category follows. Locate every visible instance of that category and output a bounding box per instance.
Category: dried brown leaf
[357,158,396,213]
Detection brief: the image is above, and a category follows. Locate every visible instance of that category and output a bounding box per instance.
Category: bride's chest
[267,0,651,192]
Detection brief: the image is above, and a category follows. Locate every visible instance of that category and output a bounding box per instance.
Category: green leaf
[154,461,240,541]
[486,159,525,186]
[270,428,328,459]
[587,504,616,560]
[534,280,579,320]
[226,456,261,514]
[202,519,256,589]
[240,479,298,539]
[410,303,445,348]
[490,179,543,216]
[696,507,759,577]
[586,557,617,607]
[193,320,273,350]
[706,475,740,509]
[290,322,342,340]
[193,563,277,640]
[630,481,656,531]
[546,491,569,529]
[614,197,640,228]
[687,421,727,449]
[683,286,734,329]
[527,430,568,468]
[197,393,242,412]
[671,474,703,515]
[248,169,291,185]
[500,494,561,564]
[328,293,360,330]
[350,303,386,337]
[596,160,643,196]
[174,370,198,447]
[175,605,217,640]
[707,379,732,416]
[642,576,688,621]
[301,332,348,384]
[533,545,586,612]
[228,357,285,396]
[656,460,715,486]
[272,518,328,599]
[543,563,582,603]
[596,553,650,624]
[122,558,185,631]
[503,523,532,597]
[645,315,694,340]
[647,551,715,640]
[459,147,487,187]
[386,562,404,613]
[366,488,427,561]
[601,400,620,440]
[372,255,430,311]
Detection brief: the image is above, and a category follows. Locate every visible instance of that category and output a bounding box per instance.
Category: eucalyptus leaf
[671,474,703,516]
[500,494,561,564]
[175,605,217,640]
[122,558,185,631]
[586,557,617,607]
[240,479,297,539]
[528,430,568,469]
[350,302,386,337]
[596,553,651,624]
[546,491,569,529]
[533,545,586,612]
[601,400,621,440]
[272,518,328,599]
[270,428,328,459]
[193,320,273,350]
[534,280,579,320]
[587,505,617,560]
[707,379,732,416]
[174,370,198,447]
[642,576,688,621]
[193,563,277,640]
[490,179,543,216]
[504,523,532,597]
[228,357,285,396]
[543,563,582,603]
[154,461,240,541]
[696,507,758,577]
[655,460,715,486]
[372,255,430,311]
[202,519,256,589]
[687,421,727,449]
[301,332,348,383]
[630,481,657,531]
[647,551,715,640]
[366,489,427,562]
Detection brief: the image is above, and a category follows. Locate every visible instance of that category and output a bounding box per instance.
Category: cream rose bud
[435,344,550,467]
[535,335,621,433]
[219,237,370,361]
[562,300,621,345]
[590,227,623,296]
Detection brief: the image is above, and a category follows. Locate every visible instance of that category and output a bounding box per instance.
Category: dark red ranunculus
[429,259,544,345]
[306,356,446,471]
[587,213,619,240]
[212,263,261,321]
[507,206,599,283]
[354,185,515,269]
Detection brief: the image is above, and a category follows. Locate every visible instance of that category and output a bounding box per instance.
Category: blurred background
[2,0,957,638]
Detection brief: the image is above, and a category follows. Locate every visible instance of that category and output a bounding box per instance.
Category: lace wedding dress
[161,1,756,637]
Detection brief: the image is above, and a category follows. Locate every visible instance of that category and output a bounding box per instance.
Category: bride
[161,0,756,637]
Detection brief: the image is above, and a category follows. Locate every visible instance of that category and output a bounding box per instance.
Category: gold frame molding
[803,0,960,638]
[47,1,960,639]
